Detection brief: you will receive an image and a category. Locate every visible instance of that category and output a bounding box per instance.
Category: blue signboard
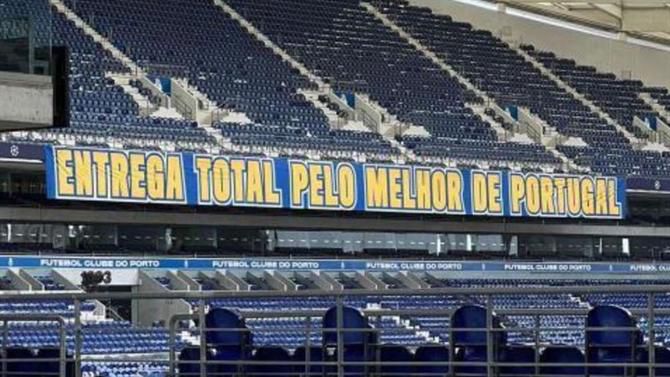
[44,146,628,219]
[2,256,670,275]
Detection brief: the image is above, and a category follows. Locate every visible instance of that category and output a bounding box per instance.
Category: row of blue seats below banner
[58,128,214,143]
[70,113,200,129]
[410,146,559,164]
[216,123,388,141]
[230,137,398,155]
[0,300,96,313]
[67,123,210,138]
[82,362,166,377]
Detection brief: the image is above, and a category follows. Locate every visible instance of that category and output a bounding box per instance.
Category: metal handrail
[0,314,67,377]
[1,284,670,300]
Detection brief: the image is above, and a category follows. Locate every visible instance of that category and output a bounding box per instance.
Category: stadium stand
[5,0,670,176]
[5,0,670,375]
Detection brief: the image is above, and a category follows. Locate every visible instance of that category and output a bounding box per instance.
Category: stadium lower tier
[2,270,670,376]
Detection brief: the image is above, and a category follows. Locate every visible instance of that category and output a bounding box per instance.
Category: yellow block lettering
[540,176,555,214]
[608,179,621,217]
[290,162,309,207]
[472,172,488,213]
[73,150,93,197]
[554,177,566,215]
[323,165,338,207]
[581,178,595,216]
[388,168,402,209]
[366,167,389,208]
[567,178,582,216]
[195,157,212,203]
[165,155,184,201]
[262,160,280,205]
[129,153,146,199]
[338,165,356,209]
[92,151,109,197]
[401,169,416,209]
[212,158,231,204]
[431,172,446,212]
[56,149,75,196]
[487,173,502,214]
[526,176,541,215]
[595,178,608,215]
[246,160,263,203]
[415,170,431,210]
[146,154,165,200]
[110,152,129,198]
[230,160,246,203]
[309,164,325,207]
[446,171,463,212]
[510,174,525,215]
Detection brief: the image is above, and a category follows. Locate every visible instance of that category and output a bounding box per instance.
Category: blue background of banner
[2,255,670,275]
[44,146,628,219]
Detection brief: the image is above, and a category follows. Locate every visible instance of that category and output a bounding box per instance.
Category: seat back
[178,346,217,377]
[205,307,250,347]
[540,346,585,376]
[323,306,374,346]
[37,347,74,377]
[587,305,640,347]
[248,347,292,377]
[293,346,324,377]
[342,345,371,377]
[499,346,535,376]
[379,345,413,377]
[635,346,670,377]
[451,304,506,347]
[5,347,36,377]
[455,346,488,376]
[414,344,450,377]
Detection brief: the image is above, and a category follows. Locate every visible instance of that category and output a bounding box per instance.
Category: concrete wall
[410,0,670,88]
[133,271,191,327]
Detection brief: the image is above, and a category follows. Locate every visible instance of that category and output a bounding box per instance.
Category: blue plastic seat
[322,306,375,347]
[587,305,641,376]
[379,344,413,377]
[499,345,535,377]
[248,346,292,377]
[540,346,585,376]
[5,347,37,377]
[635,346,670,377]
[205,307,251,348]
[451,305,507,347]
[414,344,450,377]
[293,346,324,377]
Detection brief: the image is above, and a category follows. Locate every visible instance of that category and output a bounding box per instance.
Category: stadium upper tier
[4,0,670,177]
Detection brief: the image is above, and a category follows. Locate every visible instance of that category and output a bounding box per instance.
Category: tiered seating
[645,87,670,117]
[0,0,214,150]
[523,46,670,178]
[445,279,587,346]
[225,0,559,168]
[371,0,670,178]
[35,275,65,291]
[82,361,166,377]
[6,321,185,354]
[205,297,426,347]
[60,0,399,159]
[528,49,656,138]
[584,292,670,344]
[0,300,96,317]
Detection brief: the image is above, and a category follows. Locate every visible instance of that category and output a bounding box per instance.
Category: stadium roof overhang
[496,0,670,45]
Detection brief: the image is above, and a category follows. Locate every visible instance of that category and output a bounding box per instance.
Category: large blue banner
[2,256,670,275]
[44,146,627,219]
